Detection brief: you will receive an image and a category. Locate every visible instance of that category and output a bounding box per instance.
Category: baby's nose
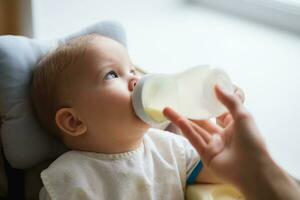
[129,79,137,91]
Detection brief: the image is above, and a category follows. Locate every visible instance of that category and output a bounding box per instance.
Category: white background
[32,0,300,179]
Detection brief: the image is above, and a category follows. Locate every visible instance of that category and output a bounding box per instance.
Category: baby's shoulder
[40,151,113,199]
[50,150,85,165]
[42,151,88,176]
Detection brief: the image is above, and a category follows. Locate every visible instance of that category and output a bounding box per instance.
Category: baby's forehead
[63,34,110,58]
[85,36,123,54]
[84,36,128,64]
[62,35,129,77]
[62,38,108,76]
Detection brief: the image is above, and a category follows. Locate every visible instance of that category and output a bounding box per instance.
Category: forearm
[237,156,300,200]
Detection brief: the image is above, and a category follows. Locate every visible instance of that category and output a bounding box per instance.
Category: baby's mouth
[129,95,137,116]
[130,95,146,124]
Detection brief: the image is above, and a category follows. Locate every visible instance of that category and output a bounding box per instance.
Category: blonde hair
[31,34,98,139]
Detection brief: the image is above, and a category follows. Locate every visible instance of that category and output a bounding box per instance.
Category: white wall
[32,0,300,179]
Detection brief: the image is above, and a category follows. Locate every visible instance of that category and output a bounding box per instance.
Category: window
[276,0,300,7]
[189,0,300,34]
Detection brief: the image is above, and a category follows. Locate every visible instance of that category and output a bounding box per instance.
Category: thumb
[215,84,245,121]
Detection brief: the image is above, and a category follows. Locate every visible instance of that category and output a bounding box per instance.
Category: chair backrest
[0,117,8,198]
[0,21,128,199]
[1,116,24,199]
[0,21,127,170]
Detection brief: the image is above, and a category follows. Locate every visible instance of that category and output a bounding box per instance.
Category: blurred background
[1,0,300,179]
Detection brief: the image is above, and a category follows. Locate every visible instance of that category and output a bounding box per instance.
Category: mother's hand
[163,85,267,186]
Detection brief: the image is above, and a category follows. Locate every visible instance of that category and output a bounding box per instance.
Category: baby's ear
[55,108,87,137]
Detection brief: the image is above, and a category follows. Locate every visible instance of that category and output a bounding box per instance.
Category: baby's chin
[128,100,150,128]
[130,110,150,129]
[132,111,148,126]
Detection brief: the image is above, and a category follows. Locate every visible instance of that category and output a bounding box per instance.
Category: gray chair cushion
[0,21,127,169]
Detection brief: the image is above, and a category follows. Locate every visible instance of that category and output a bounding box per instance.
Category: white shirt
[39,128,201,200]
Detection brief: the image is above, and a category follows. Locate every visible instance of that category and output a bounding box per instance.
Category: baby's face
[64,36,149,152]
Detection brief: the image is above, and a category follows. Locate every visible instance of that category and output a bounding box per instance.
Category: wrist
[236,155,300,200]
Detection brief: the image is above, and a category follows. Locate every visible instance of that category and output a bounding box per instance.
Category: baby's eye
[104,70,119,80]
[130,69,136,75]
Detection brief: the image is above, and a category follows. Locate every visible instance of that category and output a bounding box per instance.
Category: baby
[31,34,226,200]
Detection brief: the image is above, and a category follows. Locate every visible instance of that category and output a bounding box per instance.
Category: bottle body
[132,65,234,126]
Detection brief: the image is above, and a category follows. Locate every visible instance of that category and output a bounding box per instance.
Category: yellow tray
[186,184,245,200]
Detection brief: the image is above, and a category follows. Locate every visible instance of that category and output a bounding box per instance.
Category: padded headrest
[0,21,127,169]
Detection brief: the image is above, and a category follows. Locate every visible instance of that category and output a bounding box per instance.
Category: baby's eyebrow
[133,65,147,75]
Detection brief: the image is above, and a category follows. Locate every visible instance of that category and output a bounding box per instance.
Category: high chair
[0,21,245,200]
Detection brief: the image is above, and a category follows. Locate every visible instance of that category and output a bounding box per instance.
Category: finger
[215,85,247,121]
[216,118,224,128]
[191,122,211,143]
[233,85,245,103]
[163,108,213,143]
[163,107,208,151]
[216,113,227,128]
[164,123,181,134]
[217,85,244,128]
[223,114,233,126]
[170,112,208,153]
[163,107,184,125]
[191,119,222,134]
[217,113,233,128]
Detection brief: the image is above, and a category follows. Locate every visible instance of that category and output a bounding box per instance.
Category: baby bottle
[132,65,234,126]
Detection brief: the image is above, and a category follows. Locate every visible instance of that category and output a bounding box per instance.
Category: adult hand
[163,85,300,200]
[163,85,267,185]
